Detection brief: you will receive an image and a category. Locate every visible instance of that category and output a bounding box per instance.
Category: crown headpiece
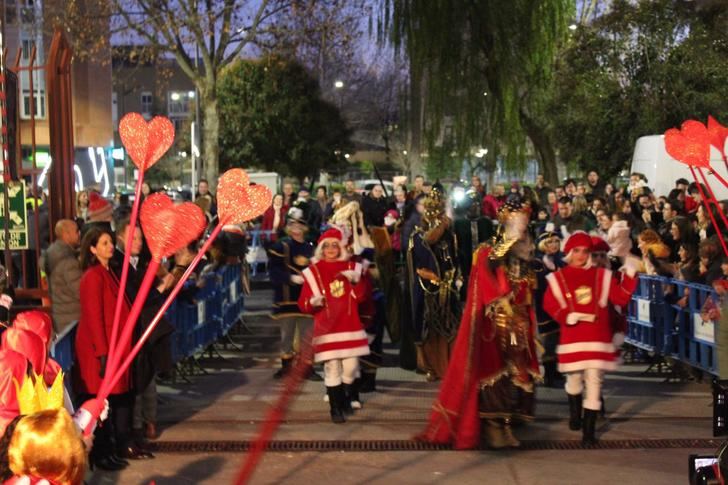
[497,199,531,224]
[14,372,65,415]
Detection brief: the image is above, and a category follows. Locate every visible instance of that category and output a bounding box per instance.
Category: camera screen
[695,457,719,470]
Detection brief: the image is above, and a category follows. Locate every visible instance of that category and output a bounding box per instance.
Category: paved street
[88,288,719,485]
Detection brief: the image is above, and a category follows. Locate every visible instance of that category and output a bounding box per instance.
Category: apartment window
[168,91,191,116]
[21,39,35,60]
[141,92,153,116]
[21,89,46,119]
[5,4,17,24]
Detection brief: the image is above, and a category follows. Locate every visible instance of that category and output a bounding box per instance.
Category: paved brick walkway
[88,288,718,485]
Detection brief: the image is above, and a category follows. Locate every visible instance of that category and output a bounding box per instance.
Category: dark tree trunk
[520,109,559,186]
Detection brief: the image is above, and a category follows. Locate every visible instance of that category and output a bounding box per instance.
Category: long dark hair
[671,216,697,244]
[79,226,113,270]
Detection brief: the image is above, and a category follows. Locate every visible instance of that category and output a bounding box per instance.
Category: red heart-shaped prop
[217,169,273,224]
[140,193,206,261]
[119,113,175,172]
[707,115,728,157]
[664,120,711,168]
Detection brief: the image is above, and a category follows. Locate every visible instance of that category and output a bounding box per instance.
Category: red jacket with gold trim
[543,265,636,373]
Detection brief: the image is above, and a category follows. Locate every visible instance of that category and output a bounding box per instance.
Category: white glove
[340,270,360,284]
[455,279,463,290]
[100,399,110,422]
[310,295,325,307]
[290,274,304,285]
[612,332,625,347]
[621,255,641,278]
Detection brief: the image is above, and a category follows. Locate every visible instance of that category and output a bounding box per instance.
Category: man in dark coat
[110,218,174,448]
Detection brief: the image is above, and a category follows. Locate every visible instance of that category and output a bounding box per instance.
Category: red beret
[590,236,610,253]
[317,227,343,246]
[564,231,593,254]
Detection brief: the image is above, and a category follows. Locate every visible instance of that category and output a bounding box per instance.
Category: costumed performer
[419,200,541,449]
[407,187,462,381]
[543,231,639,444]
[267,207,321,381]
[298,228,370,423]
[533,231,564,388]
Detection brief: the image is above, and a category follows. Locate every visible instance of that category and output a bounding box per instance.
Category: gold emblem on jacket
[329,280,345,298]
[574,286,592,305]
[294,255,309,266]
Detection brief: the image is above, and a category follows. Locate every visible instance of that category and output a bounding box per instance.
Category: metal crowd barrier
[50,263,246,374]
[627,274,722,375]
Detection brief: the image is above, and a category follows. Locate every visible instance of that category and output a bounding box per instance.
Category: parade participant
[407,188,462,381]
[298,228,370,424]
[268,208,321,381]
[543,231,638,444]
[3,409,86,485]
[419,200,541,449]
[534,231,564,388]
[331,201,384,396]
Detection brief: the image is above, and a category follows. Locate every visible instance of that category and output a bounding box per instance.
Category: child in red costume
[298,228,370,423]
[543,231,638,444]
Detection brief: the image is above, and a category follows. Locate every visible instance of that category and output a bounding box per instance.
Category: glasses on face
[322,242,340,249]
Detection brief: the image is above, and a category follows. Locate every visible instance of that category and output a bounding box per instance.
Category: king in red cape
[419,201,541,449]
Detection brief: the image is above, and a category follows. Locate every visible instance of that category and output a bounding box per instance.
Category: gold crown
[14,371,65,415]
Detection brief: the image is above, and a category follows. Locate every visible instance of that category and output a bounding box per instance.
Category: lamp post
[334,80,344,110]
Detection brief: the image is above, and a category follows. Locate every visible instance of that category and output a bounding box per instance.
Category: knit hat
[563,231,593,254]
[318,227,343,246]
[87,192,113,222]
[590,236,610,253]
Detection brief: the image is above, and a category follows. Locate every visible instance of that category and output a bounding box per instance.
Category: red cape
[417,246,539,449]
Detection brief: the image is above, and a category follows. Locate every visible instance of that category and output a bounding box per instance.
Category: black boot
[567,393,583,431]
[273,357,292,379]
[582,409,598,445]
[360,371,377,393]
[344,379,362,412]
[326,386,346,424]
[543,361,563,388]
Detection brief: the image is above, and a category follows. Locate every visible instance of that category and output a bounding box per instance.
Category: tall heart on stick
[119,113,175,171]
[707,115,728,159]
[217,168,273,224]
[664,120,711,168]
[140,193,207,261]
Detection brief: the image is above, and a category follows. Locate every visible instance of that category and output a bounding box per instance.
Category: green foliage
[380,0,573,170]
[424,138,463,182]
[217,57,352,181]
[549,0,728,179]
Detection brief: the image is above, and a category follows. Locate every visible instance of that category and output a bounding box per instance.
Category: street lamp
[334,80,344,110]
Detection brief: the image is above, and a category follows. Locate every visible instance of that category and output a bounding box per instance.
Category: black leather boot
[344,379,362,412]
[326,386,346,424]
[582,409,598,445]
[567,393,583,431]
[360,371,377,393]
[273,357,292,379]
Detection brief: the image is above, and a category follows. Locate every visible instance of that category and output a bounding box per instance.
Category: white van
[630,135,728,200]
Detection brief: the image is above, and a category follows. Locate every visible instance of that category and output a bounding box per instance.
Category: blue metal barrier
[50,263,246,378]
[627,274,722,376]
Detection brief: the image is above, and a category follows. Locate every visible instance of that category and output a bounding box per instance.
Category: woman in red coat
[260,194,287,242]
[75,226,135,470]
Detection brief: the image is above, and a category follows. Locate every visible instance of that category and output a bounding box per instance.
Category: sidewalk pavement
[88,289,719,485]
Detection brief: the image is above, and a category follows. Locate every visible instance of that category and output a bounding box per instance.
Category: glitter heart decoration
[140,193,206,261]
[119,113,175,171]
[664,120,711,168]
[707,115,728,158]
[217,169,273,224]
